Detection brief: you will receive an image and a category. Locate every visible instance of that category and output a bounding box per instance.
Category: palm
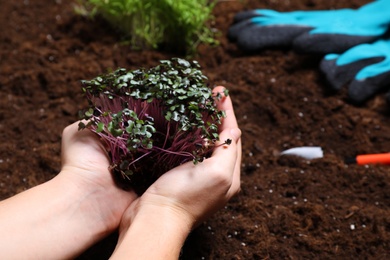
[60,122,138,228]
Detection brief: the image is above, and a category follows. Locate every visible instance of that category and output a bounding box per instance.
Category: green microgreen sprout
[73,0,219,55]
[78,58,227,194]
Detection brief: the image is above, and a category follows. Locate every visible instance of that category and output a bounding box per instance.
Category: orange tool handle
[356,153,390,165]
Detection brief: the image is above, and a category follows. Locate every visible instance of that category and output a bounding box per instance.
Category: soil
[1,0,389,259]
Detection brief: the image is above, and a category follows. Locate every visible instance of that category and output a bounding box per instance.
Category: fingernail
[230,128,241,142]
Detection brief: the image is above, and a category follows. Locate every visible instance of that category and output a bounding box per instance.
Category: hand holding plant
[111,86,242,259]
[60,122,138,229]
[79,58,228,194]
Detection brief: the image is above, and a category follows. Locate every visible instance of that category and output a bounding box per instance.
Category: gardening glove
[320,38,390,104]
[228,0,390,54]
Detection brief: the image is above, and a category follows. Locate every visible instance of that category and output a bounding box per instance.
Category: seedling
[74,0,218,55]
[79,58,227,194]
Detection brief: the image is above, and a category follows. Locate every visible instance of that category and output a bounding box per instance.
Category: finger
[229,24,310,52]
[213,90,241,196]
[214,86,242,189]
[212,87,242,195]
[293,33,377,54]
[228,19,252,41]
[210,127,240,171]
[320,56,384,90]
[208,126,241,198]
[348,70,390,104]
[212,86,240,159]
[233,10,262,23]
[61,122,110,168]
[213,86,239,132]
[229,132,242,196]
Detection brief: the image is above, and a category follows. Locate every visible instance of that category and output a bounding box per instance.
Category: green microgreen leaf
[96,122,104,132]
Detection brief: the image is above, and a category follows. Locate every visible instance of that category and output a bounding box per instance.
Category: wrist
[0,170,131,259]
[125,199,194,232]
[112,201,192,259]
[51,171,113,238]
[124,192,199,232]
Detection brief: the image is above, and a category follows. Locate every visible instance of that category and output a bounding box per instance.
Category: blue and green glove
[321,39,390,104]
[228,0,390,54]
[228,0,390,104]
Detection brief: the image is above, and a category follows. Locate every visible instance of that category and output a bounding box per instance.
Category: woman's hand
[60,122,138,232]
[0,122,138,259]
[111,86,242,259]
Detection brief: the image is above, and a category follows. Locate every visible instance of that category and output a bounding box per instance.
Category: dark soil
[1,0,390,259]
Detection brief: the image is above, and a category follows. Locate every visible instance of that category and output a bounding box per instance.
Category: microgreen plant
[79,58,227,194]
[74,0,218,55]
